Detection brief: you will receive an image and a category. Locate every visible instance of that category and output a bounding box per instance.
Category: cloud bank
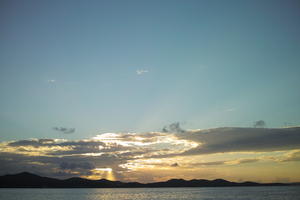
[0,127,299,182]
[178,127,300,156]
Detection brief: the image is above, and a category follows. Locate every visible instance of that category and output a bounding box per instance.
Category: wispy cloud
[136,69,149,75]
[278,150,300,162]
[53,127,75,134]
[224,108,236,112]
[47,79,56,83]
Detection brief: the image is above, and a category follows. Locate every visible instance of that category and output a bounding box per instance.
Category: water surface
[1,186,299,200]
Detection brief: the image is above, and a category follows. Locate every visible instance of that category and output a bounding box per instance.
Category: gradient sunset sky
[0,0,300,183]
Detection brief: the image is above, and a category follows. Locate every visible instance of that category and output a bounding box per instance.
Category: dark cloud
[190,161,226,166]
[179,127,300,155]
[235,158,260,164]
[162,122,185,133]
[8,139,56,147]
[53,127,75,134]
[188,158,260,167]
[0,151,125,179]
[254,120,266,128]
[170,163,179,167]
[60,162,94,170]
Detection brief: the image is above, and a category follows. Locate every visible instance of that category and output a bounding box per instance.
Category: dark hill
[0,172,292,188]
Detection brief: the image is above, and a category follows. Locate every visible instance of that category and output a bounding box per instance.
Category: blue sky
[1,0,300,140]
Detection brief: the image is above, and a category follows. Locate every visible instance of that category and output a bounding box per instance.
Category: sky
[0,0,300,183]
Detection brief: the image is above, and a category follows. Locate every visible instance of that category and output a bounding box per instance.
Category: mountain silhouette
[0,172,294,188]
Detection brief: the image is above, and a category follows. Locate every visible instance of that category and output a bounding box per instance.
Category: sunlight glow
[95,168,113,172]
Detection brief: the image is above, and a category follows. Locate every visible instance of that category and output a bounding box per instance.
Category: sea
[0,186,300,200]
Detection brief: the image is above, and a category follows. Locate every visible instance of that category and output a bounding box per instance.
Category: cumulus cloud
[53,127,75,134]
[179,127,300,155]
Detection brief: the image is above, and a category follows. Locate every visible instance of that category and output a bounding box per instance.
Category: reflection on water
[0,186,300,200]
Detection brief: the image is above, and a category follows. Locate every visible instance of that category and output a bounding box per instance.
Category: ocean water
[0,186,299,200]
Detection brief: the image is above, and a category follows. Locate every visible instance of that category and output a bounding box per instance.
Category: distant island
[0,172,299,188]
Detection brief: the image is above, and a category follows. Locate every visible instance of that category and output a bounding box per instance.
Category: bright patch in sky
[95,168,112,172]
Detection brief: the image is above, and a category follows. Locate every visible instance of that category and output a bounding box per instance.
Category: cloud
[170,163,179,167]
[224,108,236,112]
[1,127,300,181]
[225,158,260,165]
[127,157,263,171]
[136,69,148,75]
[186,158,261,167]
[7,139,127,155]
[162,122,186,133]
[0,131,197,179]
[254,120,266,128]
[60,162,95,170]
[53,127,75,134]
[8,139,56,147]
[0,151,121,179]
[47,79,56,83]
[279,150,300,162]
[178,127,300,156]
[189,160,226,166]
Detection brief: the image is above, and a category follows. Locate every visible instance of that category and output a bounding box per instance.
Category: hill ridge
[0,172,295,188]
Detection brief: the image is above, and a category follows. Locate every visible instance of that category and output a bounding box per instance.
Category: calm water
[0,186,300,200]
